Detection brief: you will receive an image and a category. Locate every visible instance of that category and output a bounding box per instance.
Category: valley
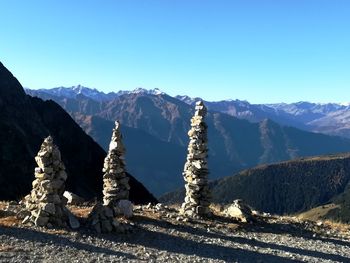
[26,87,350,196]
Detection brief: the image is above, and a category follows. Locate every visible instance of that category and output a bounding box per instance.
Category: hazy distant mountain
[308,109,350,139]
[177,95,350,138]
[0,62,157,204]
[28,87,350,139]
[26,87,350,196]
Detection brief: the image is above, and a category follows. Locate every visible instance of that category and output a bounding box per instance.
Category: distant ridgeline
[161,154,350,216]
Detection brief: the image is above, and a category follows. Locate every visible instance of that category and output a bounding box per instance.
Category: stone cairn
[102,120,130,206]
[87,121,132,233]
[21,136,79,228]
[181,101,211,218]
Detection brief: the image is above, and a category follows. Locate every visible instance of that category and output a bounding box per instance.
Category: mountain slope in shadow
[0,62,156,204]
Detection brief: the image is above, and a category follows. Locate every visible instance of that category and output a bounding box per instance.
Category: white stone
[63,191,84,205]
[109,141,119,151]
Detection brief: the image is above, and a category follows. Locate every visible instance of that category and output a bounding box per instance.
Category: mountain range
[26,85,165,102]
[26,86,350,196]
[0,62,156,204]
[27,86,350,139]
[177,96,350,139]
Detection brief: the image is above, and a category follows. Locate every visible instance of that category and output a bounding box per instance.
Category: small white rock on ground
[1,206,350,263]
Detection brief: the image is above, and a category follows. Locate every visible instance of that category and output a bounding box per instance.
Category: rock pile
[21,136,79,228]
[88,121,132,233]
[181,101,211,218]
[102,121,130,207]
[87,203,131,234]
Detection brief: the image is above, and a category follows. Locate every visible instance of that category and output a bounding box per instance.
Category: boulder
[224,199,255,223]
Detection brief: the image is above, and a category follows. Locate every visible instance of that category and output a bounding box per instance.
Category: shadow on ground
[121,215,350,262]
[0,226,136,259]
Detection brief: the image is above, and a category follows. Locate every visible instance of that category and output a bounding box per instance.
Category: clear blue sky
[0,0,349,103]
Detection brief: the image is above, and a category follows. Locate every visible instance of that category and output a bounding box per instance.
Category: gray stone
[101,220,113,233]
[34,215,49,226]
[104,206,114,218]
[65,208,80,229]
[58,171,68,181]
[117,200,133,218]
[224,199,254,223]
[42,203,56,215]
[94,222,102,234]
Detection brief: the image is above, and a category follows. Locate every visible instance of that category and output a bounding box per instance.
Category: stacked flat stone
[22,136,73,227]
[181,101,211,218]
[102,120,130,206]
[88,121,132,233]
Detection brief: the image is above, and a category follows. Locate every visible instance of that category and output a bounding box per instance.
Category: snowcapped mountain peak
[26,86,168,102]
[31,85,120,101]
[72,84,84,92]
[132,87,148,94]
[175,95,203,105]
[131,87,165,95]
[71,85,100,95]
[152,88,164,95]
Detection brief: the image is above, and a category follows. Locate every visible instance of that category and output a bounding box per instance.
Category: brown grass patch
[0,216,21,227]
[46,229,69,235]
[134,210,161,221]
[69,206,93,219]
[298,203,340,221]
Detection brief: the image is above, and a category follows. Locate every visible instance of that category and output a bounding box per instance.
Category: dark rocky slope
[0,62,156,204]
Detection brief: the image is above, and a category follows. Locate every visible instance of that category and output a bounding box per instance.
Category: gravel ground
[1,205,350,263]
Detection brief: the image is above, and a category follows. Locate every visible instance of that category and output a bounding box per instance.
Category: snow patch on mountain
[132,88,165,95]
[26,86,167,101]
